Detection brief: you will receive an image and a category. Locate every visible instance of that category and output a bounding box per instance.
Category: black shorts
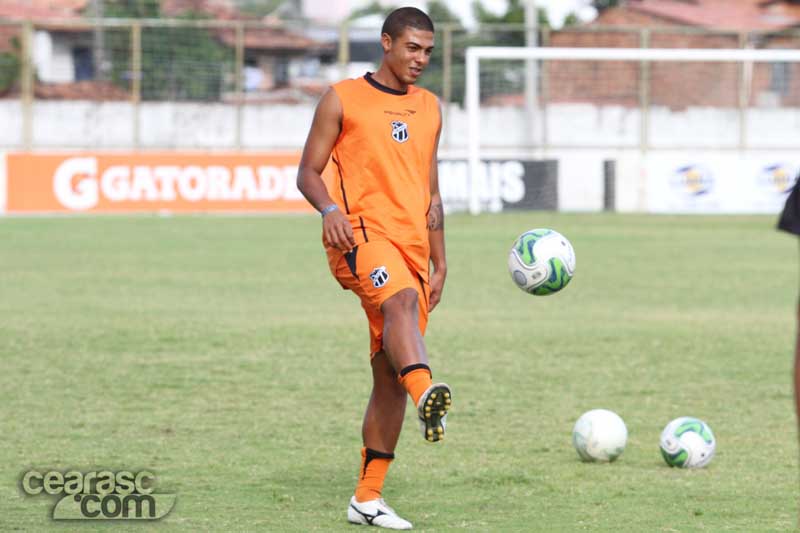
[778,176,800,236]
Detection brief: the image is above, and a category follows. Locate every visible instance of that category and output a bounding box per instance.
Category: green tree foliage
[417,0,549,104]
[236,0,286,18]
[0,36,21,96]
[348,1,395,21]
[101,0,159,18]
[426,0,462,26]
[473,0,525,25]
[592,0,622,12]
[563,12,582,27]
[100,0,233,101]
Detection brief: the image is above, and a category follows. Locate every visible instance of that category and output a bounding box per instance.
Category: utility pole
[92,0,106,80]
[524,0,539,149]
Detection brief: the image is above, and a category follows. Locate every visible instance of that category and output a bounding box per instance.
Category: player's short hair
[381,7,434,40]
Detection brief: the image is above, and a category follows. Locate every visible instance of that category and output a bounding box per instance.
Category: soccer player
[778,178,800,442]
[296,7,450,531]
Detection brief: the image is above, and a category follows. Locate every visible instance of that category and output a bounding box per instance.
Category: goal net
[464,46,800,214]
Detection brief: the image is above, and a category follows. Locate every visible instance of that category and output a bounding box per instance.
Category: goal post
[465,46,800,215]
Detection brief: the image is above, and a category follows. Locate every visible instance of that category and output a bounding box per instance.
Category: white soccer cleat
[347,496,413,530]
[417,383,452,443]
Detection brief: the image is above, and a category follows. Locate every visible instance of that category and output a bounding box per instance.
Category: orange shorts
[333,239,429,356]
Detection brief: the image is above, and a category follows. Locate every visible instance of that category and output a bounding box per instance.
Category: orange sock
[355,447,394,502]
[398,365,432,406]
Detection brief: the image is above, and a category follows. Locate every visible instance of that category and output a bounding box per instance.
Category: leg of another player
[795,301,800,530]
[795,300,800,440]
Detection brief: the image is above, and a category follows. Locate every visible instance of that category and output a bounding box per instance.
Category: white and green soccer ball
[659,417,716,468]
[572,409,628,462]
[508,228,576,296]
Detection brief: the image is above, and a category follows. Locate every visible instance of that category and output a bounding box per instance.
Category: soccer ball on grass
[572,409,628,462]
[659,417,716,468]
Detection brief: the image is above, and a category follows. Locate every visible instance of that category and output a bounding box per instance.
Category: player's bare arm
[428,105,446,311]
[297,89,355,253]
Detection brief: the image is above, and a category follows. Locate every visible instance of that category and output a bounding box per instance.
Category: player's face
[383,27,434,85]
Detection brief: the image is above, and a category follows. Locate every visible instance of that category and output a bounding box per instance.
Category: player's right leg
[380,288,451,442]
[334,239,452,440]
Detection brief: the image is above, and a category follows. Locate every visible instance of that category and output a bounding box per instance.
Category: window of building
[72,47,93,81]
[770,62,791,95]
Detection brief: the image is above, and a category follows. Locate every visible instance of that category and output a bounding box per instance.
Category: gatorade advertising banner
[4,152,312,214]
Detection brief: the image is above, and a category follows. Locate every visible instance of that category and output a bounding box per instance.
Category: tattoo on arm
[427,203,444,231]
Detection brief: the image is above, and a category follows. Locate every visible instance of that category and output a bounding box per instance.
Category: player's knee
[381,288,418,316]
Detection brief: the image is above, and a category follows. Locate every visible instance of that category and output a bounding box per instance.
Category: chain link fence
[1,18,799,149]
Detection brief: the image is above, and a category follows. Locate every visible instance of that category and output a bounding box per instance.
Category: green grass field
[0,213,797,531]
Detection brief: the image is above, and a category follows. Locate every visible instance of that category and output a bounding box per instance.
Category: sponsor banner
[0,152,6,214]
[5,152,312,214]
[5,153,557,215]
[646,153,798,214]
[438,159,558,213]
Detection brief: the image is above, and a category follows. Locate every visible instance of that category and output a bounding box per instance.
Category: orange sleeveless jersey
[323,74,440,280]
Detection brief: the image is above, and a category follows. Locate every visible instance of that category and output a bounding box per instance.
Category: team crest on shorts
[391,121,409,143]
[369,266,389,288]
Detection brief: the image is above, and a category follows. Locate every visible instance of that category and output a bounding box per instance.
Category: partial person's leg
[795,300,800,439]
[795,300,800,530]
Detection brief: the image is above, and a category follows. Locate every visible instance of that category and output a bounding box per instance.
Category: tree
[473,0,524,25]
[0,36,20,96]
[592,0,622,12]
[97,0,234,101]
[416,1,550,104]
[237,0,288,19]
[563,12,581,27]
[347,1,395,21]
[426,0,463,26]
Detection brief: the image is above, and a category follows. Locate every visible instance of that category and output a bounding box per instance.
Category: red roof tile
[0,0,330,51]
[626,0,800,30]
[35,80,130,100]
[0,0,88,21]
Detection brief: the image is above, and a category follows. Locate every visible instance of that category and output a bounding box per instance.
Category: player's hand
[322,209,355,253]
[428,265,447,312]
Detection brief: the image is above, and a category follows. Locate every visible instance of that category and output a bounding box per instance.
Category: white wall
[3,100,798,213]
[18,101,800,151]
[34,32,75,84]
[0,101,23,147]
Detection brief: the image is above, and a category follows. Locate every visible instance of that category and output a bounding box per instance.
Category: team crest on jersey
[369,266,390,288]
[391,121,409,143]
